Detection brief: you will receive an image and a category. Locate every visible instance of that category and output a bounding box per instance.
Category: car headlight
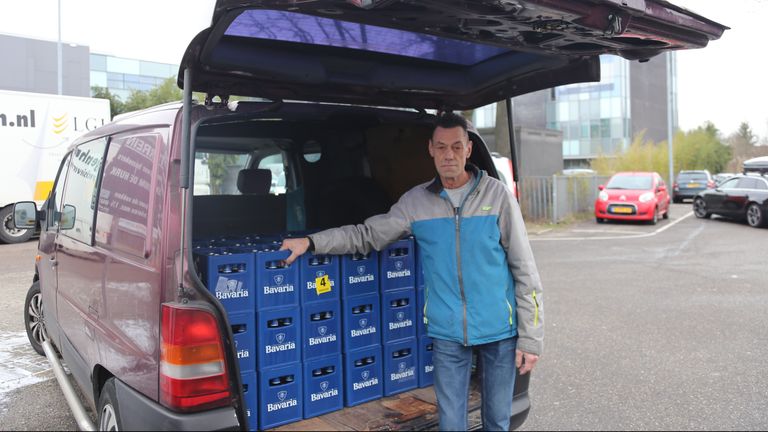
[599,191,609,202]
[639,192,654,203]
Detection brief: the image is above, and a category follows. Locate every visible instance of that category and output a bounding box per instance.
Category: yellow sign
[315,274,331,295]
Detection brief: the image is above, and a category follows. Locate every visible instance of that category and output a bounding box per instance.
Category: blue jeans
[432,337,517,431]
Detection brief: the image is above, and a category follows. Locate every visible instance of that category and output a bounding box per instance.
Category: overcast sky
[2,0,766,139]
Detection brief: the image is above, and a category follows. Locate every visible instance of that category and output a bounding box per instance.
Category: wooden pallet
[272,379,482,431]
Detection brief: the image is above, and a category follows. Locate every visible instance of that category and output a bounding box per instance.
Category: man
[281,112,543,431]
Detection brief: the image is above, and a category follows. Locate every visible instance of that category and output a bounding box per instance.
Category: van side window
[193,152,250,195]
[47,153,72,230]
[96,130,162,258]
[60,138,108,244]
[257,153,287,195]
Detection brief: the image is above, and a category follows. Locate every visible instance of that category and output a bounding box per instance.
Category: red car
[595,172,671,224]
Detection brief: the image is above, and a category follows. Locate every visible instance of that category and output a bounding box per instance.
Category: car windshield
[606,175,652,190]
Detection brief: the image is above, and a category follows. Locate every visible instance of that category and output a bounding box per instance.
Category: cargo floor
[271,378,482,431]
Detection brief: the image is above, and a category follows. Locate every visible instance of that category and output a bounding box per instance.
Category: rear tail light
[160,304,231,412]
[707,180,715,188]
[673,182,679,191]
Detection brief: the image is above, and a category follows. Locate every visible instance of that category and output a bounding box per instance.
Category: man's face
[429,126,472,180]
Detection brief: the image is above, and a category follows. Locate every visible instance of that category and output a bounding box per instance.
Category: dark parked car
[11,1,726,430]
[673,170,715,203]
[693,174,768,228]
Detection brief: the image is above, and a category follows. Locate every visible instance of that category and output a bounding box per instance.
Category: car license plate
[687,182,699,188]
[612,207,633,214]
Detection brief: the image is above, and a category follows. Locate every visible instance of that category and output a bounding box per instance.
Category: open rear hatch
[179,0,726,110]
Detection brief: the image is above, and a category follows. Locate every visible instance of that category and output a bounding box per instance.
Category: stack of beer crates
[193,233,434,430]
[379,237,420,396]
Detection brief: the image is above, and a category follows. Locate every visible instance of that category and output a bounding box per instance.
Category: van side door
[55,137,108,397]
[37,152,72,346]
[92,128,167,400]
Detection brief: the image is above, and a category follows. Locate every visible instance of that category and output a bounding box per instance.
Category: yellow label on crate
[315,274,331,295]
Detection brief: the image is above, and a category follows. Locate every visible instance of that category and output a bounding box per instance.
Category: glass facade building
[473,54,674,169]
[549,55,632,162]
[89,53,177,101]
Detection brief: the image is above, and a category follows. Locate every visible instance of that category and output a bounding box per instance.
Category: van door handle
[50,257,58,267]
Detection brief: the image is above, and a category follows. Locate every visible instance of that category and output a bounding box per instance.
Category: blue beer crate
[194,247,255,314]
[244,246,299,310]
[380,237,415,292]
[381,288,416,343]
[416,287,427,337]
[256,307,301,369]
[418,335,434,388]
[301,300,341,360]
[241,371,257,431]
[229,312,256,373]
[383,338,418,396]
[342,345,383,407]
[341,293,380,352]
[340,251,379,298]
[299,252,340,304]
[302,354,343,419]
[257,363,303,430]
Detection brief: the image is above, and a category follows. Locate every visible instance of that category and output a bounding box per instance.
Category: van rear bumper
[114,379,240,431]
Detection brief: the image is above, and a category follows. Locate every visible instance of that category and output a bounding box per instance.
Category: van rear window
[224,9,509,66]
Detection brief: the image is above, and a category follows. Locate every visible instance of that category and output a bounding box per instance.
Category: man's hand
[279,237,310,265]
[515,349,539,375]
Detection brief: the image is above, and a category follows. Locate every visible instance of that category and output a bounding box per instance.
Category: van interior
[191,103,494,241]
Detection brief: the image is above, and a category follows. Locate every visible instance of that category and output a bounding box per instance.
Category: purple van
[12,1,725,430]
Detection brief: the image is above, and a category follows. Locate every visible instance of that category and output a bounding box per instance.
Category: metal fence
[519,175,612,223]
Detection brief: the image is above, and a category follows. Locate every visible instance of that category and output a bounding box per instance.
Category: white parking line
[530,211,695,241]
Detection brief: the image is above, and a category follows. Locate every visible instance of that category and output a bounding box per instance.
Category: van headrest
[237,169,272,195]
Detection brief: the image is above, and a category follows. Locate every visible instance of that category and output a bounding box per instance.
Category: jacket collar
[426,163,482,195]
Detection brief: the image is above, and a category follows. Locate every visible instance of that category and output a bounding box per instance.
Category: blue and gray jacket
[309,165,544,355]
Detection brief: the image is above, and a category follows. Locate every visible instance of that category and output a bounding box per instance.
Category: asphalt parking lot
[1,203,766,430]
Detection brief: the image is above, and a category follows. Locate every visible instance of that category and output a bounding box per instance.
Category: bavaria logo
[320,381,329,391]
[357,265,366,275]
[359,318,368,328]
[276,333,286,344]
[277,390,287,401]
[215,277,247,300]
[362,371,370,380]
[316,270,326,278]
[274,274,284,285]
[318,326,328,336]
[395,260,403,271]
[396,311,405,321]
[398,362,406,372]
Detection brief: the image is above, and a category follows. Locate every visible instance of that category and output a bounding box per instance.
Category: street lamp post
[57,0,62,95]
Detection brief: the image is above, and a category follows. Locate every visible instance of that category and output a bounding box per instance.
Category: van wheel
[98,378,123,431]
[24,281,47,356]
[0,206,34,244]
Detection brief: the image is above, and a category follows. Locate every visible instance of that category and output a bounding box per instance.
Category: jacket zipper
[454,207,468,346]
[532,291,540,327]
